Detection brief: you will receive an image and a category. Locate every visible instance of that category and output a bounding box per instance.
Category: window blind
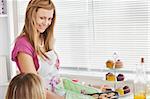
[16,0,149,71]
[54,0,91,68]
[91,0,149,71]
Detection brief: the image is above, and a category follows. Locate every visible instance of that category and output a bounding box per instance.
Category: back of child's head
[6,73,46,99]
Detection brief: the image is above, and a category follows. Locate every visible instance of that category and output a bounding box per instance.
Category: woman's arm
[17,52,37,74]
[17,52,65,99]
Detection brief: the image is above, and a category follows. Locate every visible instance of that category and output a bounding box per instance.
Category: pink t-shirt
[11,35,39,71]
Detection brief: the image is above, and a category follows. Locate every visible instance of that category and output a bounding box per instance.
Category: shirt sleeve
[11,37,34,62]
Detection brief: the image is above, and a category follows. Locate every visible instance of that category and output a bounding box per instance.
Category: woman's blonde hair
[19,0,56,59]
[6,73,46,99]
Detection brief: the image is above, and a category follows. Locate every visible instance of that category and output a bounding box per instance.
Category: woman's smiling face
[35,8,54,33]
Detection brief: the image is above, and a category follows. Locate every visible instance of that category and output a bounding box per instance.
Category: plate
[86,91,119,99]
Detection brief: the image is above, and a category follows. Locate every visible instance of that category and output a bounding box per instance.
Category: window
[91,0,149,71]
[16,0,150,73]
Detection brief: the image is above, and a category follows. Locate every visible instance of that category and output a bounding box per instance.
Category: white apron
[37,50,60,92]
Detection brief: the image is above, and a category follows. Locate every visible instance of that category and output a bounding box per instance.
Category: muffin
[123,86,130,94]
[117,74,125,81]
[116,88,124,96]
[106,60,114,69]
[99,93,108,99]
[115,59,123,68]
[106,72,116,81]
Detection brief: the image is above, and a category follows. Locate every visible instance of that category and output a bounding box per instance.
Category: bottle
[134,58,146,99]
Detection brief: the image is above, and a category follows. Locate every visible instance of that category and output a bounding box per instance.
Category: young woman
[11,0,64,99]
[6,73,46,99]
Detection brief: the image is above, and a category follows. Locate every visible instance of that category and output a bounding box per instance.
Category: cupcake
[117,74,125,81]
[106,72,116,81]
[106,60,114,69]
[116,88,124,96]
[123,86,130,94]
[115,59,123,68]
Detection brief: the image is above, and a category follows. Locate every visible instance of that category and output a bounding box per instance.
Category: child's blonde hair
[6,73,46,99]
